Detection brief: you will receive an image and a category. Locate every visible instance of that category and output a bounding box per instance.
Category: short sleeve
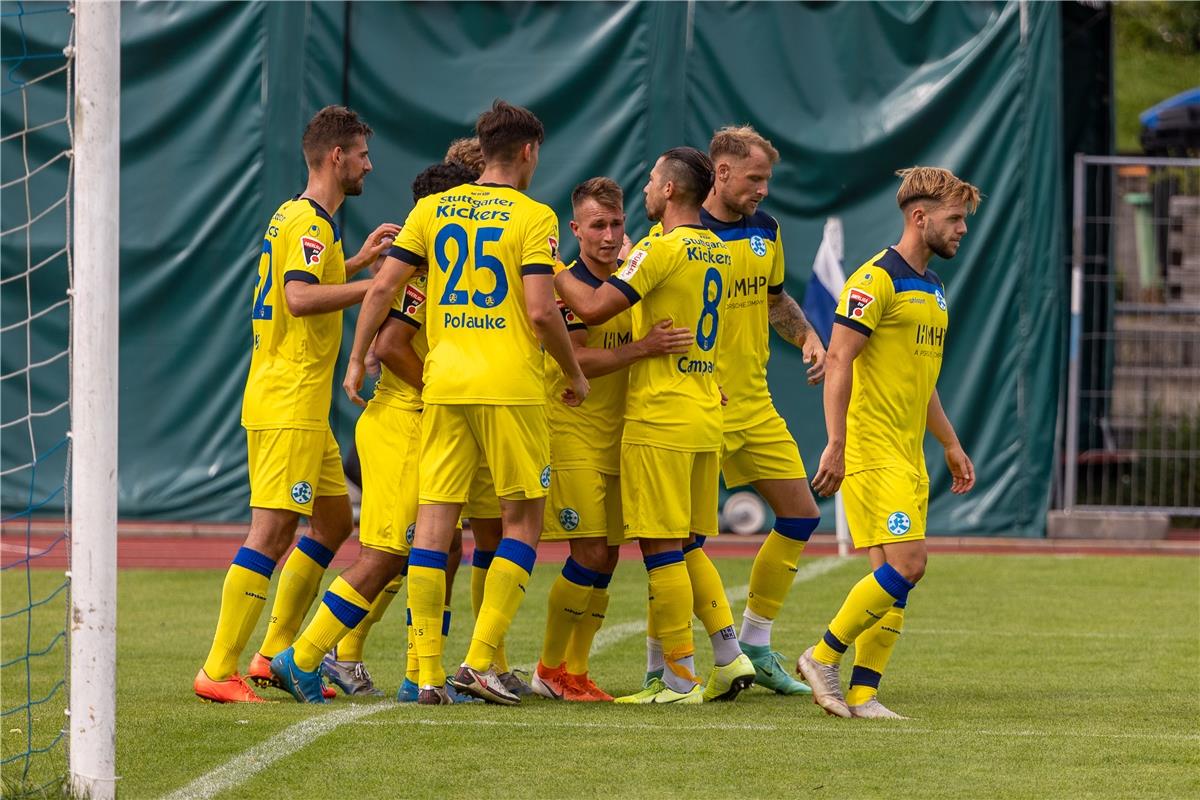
[283,218,335,285]
[521,205,559,275]
[834,265,891,336]
[389,275,428,328]
[607,238,659,305]
[768,226,785,293]
[388,200,431,266]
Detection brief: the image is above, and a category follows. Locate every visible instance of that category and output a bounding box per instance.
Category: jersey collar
[569,258,606,288]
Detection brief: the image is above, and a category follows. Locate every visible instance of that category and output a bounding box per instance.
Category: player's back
[242,196,345,431]
[612,225,729,452]
[391,183,558,405]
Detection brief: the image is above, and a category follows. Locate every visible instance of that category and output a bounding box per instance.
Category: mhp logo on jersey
[540,466,552,489]
[290,481,313,505]
[846,288,875,319]
[558,508,579,531]
[750,235,767,257]
[403,283,426,315]
[935,287,947,311]
[887,511,911,536]
[301,236,325,266]
[405,523,416,546]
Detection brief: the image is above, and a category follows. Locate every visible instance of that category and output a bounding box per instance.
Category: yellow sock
[646,554,697,692]
[293,576,371,671]
[465,540,536,671]
[746,518,817,620]
[470,548,507,671]
[540,558,597,670]
[846,604,906,706]
[405,606,418,683]
[813,563,914,665]
[258,536,334,658]
[683,540,734,636]
[565,581,610,675]
[202,548,275,680]
[408,549,449,686]
[338,576,402,662]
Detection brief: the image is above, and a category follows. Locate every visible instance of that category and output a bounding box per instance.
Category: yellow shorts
[543,468,623,544]
[246,427,347,515]
[419,403,549,504]
[721,414,807,487]
[621,443,718,540]
[842,467,929,549]
[463,463,501,520]
[355,402,420,557]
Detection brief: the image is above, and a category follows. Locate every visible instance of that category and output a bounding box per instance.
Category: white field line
[160,557,849,800]
[907,628,1198,641]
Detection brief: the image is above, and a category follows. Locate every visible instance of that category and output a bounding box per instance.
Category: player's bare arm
[372,316,424,391]
[525,272,589,406]
[927,389,975,494]
[554,270,630,326]
[343,254,417,407]
[572,319,691,379]
[811,323,869,497]
[344,222,402,276]
[283,279,370,317]
[767,290,826,385]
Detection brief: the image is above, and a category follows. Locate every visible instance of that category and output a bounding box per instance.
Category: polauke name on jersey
[444,311,507,330]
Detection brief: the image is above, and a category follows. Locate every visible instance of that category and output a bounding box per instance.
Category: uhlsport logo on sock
[886,512,911,536]
[540,465,551,489]
[290,481,313,505]
[558,508,579,531]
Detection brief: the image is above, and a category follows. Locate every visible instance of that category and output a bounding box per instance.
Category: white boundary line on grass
[160,557,849,800]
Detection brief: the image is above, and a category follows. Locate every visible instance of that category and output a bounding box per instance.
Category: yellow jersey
[370,274,429,413]
[548,259,632,474]
[242,196,346,431]
[834,247,948,475]
[388,183,559,405]
[609,224,729,452]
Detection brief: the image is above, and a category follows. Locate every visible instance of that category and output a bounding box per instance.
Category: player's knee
[893,553,926,584]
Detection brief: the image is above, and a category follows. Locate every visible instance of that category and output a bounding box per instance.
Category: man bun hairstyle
[660,146,715,207]
[709,124,780,165]
[475,99,545,164]
[302,105,373,167]
[571,177,624,213]
[895,167,981,213]
[412,161,480,203]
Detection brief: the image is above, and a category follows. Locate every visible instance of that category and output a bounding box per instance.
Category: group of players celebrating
[193,98,980,717]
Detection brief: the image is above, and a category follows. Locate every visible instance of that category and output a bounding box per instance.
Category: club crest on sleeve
[558,508,579,531]
[887,512,911,536]
[617,249,648,281]
[750,235,767,257]
[846,288,875,319]
[301,236,325,266]
[403,283,426,314]
[935,287,947,311]
[290,481,313,505]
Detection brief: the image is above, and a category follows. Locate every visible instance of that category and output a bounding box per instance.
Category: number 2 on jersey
[695,266,722,351]
[434,223,508,308]
[252,239,274,320]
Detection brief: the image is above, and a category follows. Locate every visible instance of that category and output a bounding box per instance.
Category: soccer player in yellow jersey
[532,178,692,703]
[557,147,746,704]
[694,126,828,696]
[193,106,399,703]
[344,100,589,705]
[801,167,980,719]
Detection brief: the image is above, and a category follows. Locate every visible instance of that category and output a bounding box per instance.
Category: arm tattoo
[768,290,811,348]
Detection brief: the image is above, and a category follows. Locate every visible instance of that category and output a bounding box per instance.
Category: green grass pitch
[4,553,1199,798]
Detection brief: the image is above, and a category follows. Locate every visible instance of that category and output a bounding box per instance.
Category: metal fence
[1063,155,1200,515]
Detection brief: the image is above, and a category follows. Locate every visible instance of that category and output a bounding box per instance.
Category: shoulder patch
[846,288,875,319]
[617,249,648,281]
[403,282,426,315]
[548,235,559,260]
[301,236,325,267]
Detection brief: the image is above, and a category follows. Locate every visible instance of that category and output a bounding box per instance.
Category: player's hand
[617,234,633,261]
[640,319,692,356]
[354,222,401,264]
[944,444,975,494]
[802,331,827,385]
[719,386,729,406]
[561,372,590,407]
[811,443,846,497]
[343,359,368,409]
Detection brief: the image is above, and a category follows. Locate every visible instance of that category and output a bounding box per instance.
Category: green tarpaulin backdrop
[2,1,1078,536]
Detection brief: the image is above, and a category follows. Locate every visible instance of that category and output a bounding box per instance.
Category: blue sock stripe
[822,629,849,654]
[873,562,916,603]
[296,535,335,568]
[682,535,707,554]
[774,516,820,542]
[323,591,369,629]
[400,561,409,577]
[593,571,613,590]
[893,598,907,609]
[643,550,684,571]
[405,607,413,625]
[472,549,496,569]
[496,538,537,574]
[562,557,601,587]
[409,548,448,570]
[441,609,451,636]
[232,547,276,579]
[849,665,883,689]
